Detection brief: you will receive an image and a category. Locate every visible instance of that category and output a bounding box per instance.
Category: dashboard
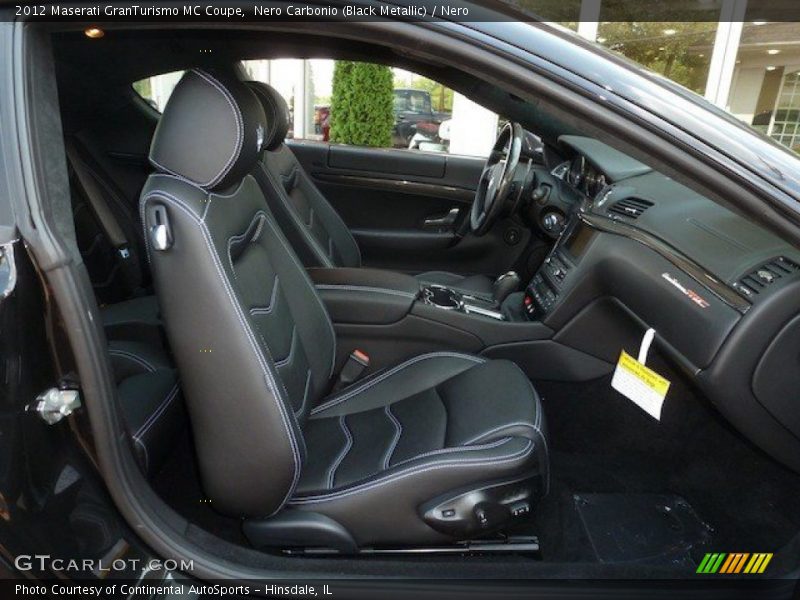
[521,134,800,474]
[565,155,607,198]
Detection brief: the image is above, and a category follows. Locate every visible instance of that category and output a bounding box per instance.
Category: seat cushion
[100,295,163,346]
[108,339,172,383]
[290,352,547,546]
[416,271,494,300]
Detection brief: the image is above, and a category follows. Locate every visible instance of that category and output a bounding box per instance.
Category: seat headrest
[247,81,290,151]
[149,69,267,191]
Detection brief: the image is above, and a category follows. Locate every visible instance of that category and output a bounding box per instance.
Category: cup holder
[423,285,463,310]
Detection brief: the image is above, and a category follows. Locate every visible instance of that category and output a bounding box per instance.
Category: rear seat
[67,134,184,477]
[109,340,184,477]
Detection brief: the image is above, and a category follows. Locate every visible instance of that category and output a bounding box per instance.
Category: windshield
[394,90,432,114]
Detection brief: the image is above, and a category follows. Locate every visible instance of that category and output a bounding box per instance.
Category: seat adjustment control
[510,501,530,517]
[419,475,542,538]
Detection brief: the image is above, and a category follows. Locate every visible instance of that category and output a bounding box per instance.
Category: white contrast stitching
[227,212,264,266]
[249,275,280,316]
[291,439,533,505]
[225,211,294,406]
[191,70,243,189]
[311,352,485,415]
[390,437,513,468]
[382,405,402,470]
[140,173,246,262]
[261,217,337,378]
[462,422,541,446]
[135,438,150,473]
[147,70,243,190]
[133,383,180,439]
[314,284,417,299]
[274,326,297,368]
[108,349,156,373]
[327,415,352,489]
[294,369,312,417]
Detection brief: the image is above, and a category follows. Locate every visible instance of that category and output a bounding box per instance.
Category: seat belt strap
[65,140,141,294]
[66,141,129,248]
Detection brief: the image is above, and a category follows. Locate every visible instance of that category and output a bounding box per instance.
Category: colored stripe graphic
[696,553,713,573]
[719,553,736,573]
[697,553,726,573]
[697,552,773,574]
[745,553,774,574]
[731,553,749,573]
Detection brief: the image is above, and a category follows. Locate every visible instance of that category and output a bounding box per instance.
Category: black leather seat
[108,340,184,477]
[68,134,183,477]
[140,69,547,548]
[246,81,496,300]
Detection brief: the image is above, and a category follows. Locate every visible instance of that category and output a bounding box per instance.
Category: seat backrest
[141,69,336,517]
[247,81,362,270]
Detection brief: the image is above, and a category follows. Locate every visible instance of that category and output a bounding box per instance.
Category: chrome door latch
[30,388,82,425]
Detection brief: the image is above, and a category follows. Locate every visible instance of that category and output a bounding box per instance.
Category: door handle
[424,207,460,229]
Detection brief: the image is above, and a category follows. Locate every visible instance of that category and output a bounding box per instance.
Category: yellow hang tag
[611,329,671,420]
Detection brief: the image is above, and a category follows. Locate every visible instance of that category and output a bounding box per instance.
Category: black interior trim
[313,173,475,203]
[579,211,751,314]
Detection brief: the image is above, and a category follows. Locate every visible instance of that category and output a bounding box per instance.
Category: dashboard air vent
[735,256,800,297]
[608,197,654,219]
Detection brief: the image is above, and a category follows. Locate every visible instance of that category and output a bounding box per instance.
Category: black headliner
[53,26,574,143]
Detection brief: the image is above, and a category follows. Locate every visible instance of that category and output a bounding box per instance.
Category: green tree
[133,78,152,100]
[330,61,394,147]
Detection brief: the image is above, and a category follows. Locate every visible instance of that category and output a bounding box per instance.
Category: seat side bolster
[290,436,535,505]
[310,352,486,417]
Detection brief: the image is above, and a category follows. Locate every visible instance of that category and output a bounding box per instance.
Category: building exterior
[134,1,800,157]
[566,1,800,154]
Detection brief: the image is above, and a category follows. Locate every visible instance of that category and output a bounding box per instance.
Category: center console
[308,260,606,382]
[523,219,596,320]
[421,285,505,320]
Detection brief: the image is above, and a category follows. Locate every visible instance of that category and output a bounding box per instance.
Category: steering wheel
[470,122,524,236]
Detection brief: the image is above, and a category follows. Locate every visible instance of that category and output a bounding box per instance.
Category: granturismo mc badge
[696,553,773,574]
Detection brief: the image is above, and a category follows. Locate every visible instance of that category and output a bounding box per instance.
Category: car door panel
[288,140,531,276]
[328,144,446,177]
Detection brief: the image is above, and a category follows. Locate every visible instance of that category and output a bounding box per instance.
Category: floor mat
[533,368,800,570]
[574,493,711,566]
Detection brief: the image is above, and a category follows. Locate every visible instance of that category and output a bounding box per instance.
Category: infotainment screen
[564,223,595,259]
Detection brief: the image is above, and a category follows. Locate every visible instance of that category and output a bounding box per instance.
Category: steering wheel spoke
[470,122,524,236]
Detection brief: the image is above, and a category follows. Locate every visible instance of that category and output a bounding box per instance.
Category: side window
[132,71,185,112]
[242,59,499,158]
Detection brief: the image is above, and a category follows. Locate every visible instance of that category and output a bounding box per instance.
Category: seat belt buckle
[333,350,369,392]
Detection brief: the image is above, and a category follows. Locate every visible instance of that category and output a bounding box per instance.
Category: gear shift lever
[492,271,521,305]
